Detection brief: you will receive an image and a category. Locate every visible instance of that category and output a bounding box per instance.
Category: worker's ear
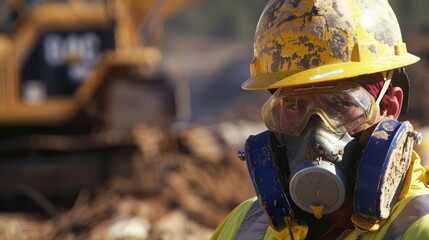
[386,87,403,119]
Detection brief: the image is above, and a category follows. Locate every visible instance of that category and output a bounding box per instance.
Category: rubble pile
[0,122,257,240]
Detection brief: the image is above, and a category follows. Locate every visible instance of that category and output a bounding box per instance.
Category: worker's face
[263,82,389,211]
[261,82,384,215]
[260,77,404,216]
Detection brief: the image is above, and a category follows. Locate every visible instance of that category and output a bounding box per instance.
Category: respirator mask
[243,81,419,231]
[262,82,377,216]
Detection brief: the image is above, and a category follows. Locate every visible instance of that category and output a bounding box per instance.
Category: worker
[211,0,429,239]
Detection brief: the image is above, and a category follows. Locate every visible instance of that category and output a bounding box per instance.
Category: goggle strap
[375,78,392,106]
[359,73,392,145]
[359,74,392,143]
[382,70,394,81]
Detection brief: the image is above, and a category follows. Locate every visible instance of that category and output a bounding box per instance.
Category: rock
[152,210,212,240]
[105,216,151,240]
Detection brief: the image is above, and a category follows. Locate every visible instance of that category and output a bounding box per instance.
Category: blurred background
[0,0,427,239]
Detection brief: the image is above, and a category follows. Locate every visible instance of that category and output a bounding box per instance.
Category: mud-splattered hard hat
[242,0,420,90]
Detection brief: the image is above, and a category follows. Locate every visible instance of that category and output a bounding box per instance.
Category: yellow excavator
[0,0,201,209]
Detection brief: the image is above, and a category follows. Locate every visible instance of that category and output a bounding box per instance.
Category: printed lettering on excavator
[21,27,115,100]
[44,32,101,82]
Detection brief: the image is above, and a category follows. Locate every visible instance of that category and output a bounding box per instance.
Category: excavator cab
[0,0,190,130]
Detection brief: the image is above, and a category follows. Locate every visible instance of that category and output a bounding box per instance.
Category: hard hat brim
[242,53,420,90]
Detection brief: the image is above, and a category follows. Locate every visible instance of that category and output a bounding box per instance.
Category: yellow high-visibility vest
[211,151,429,240]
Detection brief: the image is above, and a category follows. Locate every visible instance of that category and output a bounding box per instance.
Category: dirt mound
[0,124,256,240]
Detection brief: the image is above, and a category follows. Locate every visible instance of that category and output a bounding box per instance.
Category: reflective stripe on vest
[236,200,269,240]
[383,194,429,240]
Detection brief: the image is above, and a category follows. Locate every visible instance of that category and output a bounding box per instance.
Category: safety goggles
[262,81,389,136]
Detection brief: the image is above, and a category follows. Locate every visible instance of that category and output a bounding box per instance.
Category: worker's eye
[324,95,358,110]
[337,100,356,109]
[282,98,307,112]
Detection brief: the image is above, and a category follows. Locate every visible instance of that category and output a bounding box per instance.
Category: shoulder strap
[382,194,429,240]
[236,201,269,240]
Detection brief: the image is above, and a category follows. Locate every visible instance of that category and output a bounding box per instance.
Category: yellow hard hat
[243,0,420,90]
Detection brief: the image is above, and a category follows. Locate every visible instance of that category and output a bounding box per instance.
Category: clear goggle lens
[262,82,377,135]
